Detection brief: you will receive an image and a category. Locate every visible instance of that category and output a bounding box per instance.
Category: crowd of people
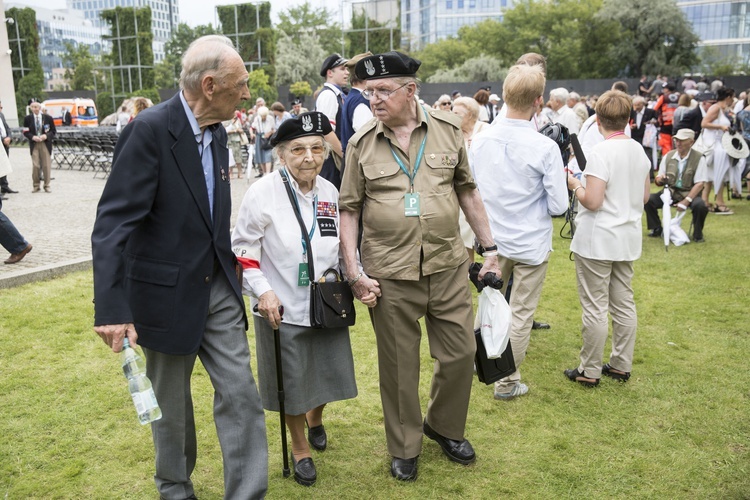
[86,34,747,499]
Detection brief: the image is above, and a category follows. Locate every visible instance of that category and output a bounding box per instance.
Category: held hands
[351,275,381,308]
[258,290,283,329]
[94,323,138,353]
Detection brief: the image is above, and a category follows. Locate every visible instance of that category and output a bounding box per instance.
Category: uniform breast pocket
[362,161,408,200]
[424,152,458,193]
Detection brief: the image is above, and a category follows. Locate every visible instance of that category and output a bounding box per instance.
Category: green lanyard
[281,169,317,258]
[387,108,430,193]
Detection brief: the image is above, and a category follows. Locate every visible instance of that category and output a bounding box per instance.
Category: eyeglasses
[439,102,451,106]
[362,82,410,101]
[289,145,325,156]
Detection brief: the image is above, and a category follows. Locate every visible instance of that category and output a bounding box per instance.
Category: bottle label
[131,389,159,414]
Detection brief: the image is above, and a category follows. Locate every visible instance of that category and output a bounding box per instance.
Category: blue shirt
[179,91,215,220]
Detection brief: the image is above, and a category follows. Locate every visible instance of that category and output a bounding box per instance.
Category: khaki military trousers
[574,255,637,379]
[31,145,52,189]
[369,263,476,460]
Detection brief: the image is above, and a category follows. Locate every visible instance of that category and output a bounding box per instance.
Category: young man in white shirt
[470,64,568,401]
[315,53,349,189]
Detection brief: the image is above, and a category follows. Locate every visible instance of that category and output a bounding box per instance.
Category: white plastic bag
[474,288,512,359]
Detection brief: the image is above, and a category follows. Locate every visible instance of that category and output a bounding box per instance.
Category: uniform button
[416,241,421,245]
[380,170,385,174]
[430,154,435,159]
[204,276,210,283]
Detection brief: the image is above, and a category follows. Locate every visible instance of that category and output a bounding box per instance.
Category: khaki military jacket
[339,103,475,280]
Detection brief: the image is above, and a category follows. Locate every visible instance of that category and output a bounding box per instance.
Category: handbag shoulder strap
[281,172,315,280]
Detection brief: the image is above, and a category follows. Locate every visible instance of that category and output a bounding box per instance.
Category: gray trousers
[144,268,268,499]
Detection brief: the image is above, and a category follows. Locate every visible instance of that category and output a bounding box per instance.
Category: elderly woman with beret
[232,112,377,487]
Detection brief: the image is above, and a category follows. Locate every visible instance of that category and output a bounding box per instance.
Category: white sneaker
[494,382,529,400]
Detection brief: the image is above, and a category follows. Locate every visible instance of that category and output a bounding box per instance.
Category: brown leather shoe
[5,244,32,264]
[44,187,51,193]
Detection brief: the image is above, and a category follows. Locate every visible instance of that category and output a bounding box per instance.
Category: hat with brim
[674,128,695,141]
[721,130,750,159]
[695,91,716,102]
[270,111,332,147]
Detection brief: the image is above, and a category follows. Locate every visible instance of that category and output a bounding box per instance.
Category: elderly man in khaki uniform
[339,51,500,482]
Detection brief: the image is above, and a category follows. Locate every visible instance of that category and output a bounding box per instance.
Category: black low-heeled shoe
[307,422,327,451]
[564,368,600,387]
[602,363,631,382]
[291,453,317,486]
[391,456,418,481]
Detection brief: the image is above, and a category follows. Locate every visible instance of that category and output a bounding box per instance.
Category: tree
[347,10,399,55]
[100,6,155,95]
[478,0,621,80]
[276,2,342,56]
[217,3,276,82]
[427,55,508,83]
[248,69,277,103]
[275,31,327,87]
[289,81,313,99]
[598,0,699,77]
[5,7,45,118]
[62,42,103,91]
[413,38,474,81]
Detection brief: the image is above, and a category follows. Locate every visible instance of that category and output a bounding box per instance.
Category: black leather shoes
[291,453,316,486]
[423,420,476,465]
[648,227,663,237]
[307,423,327,451]
[1,187,17,194]
[391,456,418,481]
[532,320,550,330]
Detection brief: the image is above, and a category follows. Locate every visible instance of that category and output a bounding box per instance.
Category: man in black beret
[338,51,500,482]
[315,53,349,190]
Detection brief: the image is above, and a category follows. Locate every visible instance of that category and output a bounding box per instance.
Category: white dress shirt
[470,117,569,265]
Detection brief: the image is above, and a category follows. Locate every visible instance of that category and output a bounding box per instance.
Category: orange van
[42,98,99,127]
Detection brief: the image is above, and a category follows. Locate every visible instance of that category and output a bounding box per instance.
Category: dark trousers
[319,156,341,191]
[645,191,708,240]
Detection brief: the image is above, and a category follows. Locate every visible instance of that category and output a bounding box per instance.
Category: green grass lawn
[1,203,749,499]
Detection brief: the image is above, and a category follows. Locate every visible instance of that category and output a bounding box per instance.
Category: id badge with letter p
[404,192,420,217]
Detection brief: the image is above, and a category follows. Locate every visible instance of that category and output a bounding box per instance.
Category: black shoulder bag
[281,172,356,329]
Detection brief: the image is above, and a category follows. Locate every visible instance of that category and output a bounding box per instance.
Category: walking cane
[255,304,290,478]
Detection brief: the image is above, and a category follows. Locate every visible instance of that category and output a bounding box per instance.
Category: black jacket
[629,108,657,144]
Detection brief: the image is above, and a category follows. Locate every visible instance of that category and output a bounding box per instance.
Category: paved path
[0,147,258,288]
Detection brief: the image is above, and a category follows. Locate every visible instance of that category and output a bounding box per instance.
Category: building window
[458,0,464,8]
[469,0,475,7]
[447,0,452,8]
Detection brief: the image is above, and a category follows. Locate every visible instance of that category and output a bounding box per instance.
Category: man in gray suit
[91,35,268,499]
[0,100,18,196]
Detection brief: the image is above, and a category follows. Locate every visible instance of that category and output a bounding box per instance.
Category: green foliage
[217,3,276,82]
[62,42,103,91]
[289,80,313,98]
[598,0,699,77]
[276,2,342,56]
[695,46,740,77]
[427,55,508,83]
[5,7,44,117]
[100,6,155,95]
[274,31,327,87]
[489,0,621,79]
[247,68,277,102]
[347,10,399,56]
[413,38,474,81]
[128,88,160,105]
[96,91,114,118]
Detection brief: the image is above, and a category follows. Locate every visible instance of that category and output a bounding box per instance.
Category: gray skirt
[253,317,358,415]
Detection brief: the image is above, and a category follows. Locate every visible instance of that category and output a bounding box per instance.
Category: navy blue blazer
[92,93,246,355]
[23,113,56,154]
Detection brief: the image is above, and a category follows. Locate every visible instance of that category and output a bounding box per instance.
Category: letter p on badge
[404,192,420,217]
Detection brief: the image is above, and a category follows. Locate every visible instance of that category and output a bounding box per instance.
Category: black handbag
[281,172,355,329]
[260,136,273,150]
[474,328,516,384]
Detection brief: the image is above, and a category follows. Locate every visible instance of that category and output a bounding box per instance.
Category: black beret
[270,112,332,147]
[354,51,421,81]
[320,53,348,77]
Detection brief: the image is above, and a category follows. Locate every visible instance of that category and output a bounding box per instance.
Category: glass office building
[401,0,512,51]
[678,0,750,65]
[67,0,179,62]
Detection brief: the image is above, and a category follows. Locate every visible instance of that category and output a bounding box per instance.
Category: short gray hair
[180,35,238,92]
[550,87,569,104]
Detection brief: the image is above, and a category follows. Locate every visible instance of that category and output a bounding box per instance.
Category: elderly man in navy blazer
[91,35,268,499]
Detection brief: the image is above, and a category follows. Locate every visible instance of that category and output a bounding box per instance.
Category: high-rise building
[67,0,179,62]
[5,3,107,86]
[401,0,512,51]
[677,0,750,66]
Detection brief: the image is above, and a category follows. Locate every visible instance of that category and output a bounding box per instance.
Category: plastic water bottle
[121,337,162,424]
